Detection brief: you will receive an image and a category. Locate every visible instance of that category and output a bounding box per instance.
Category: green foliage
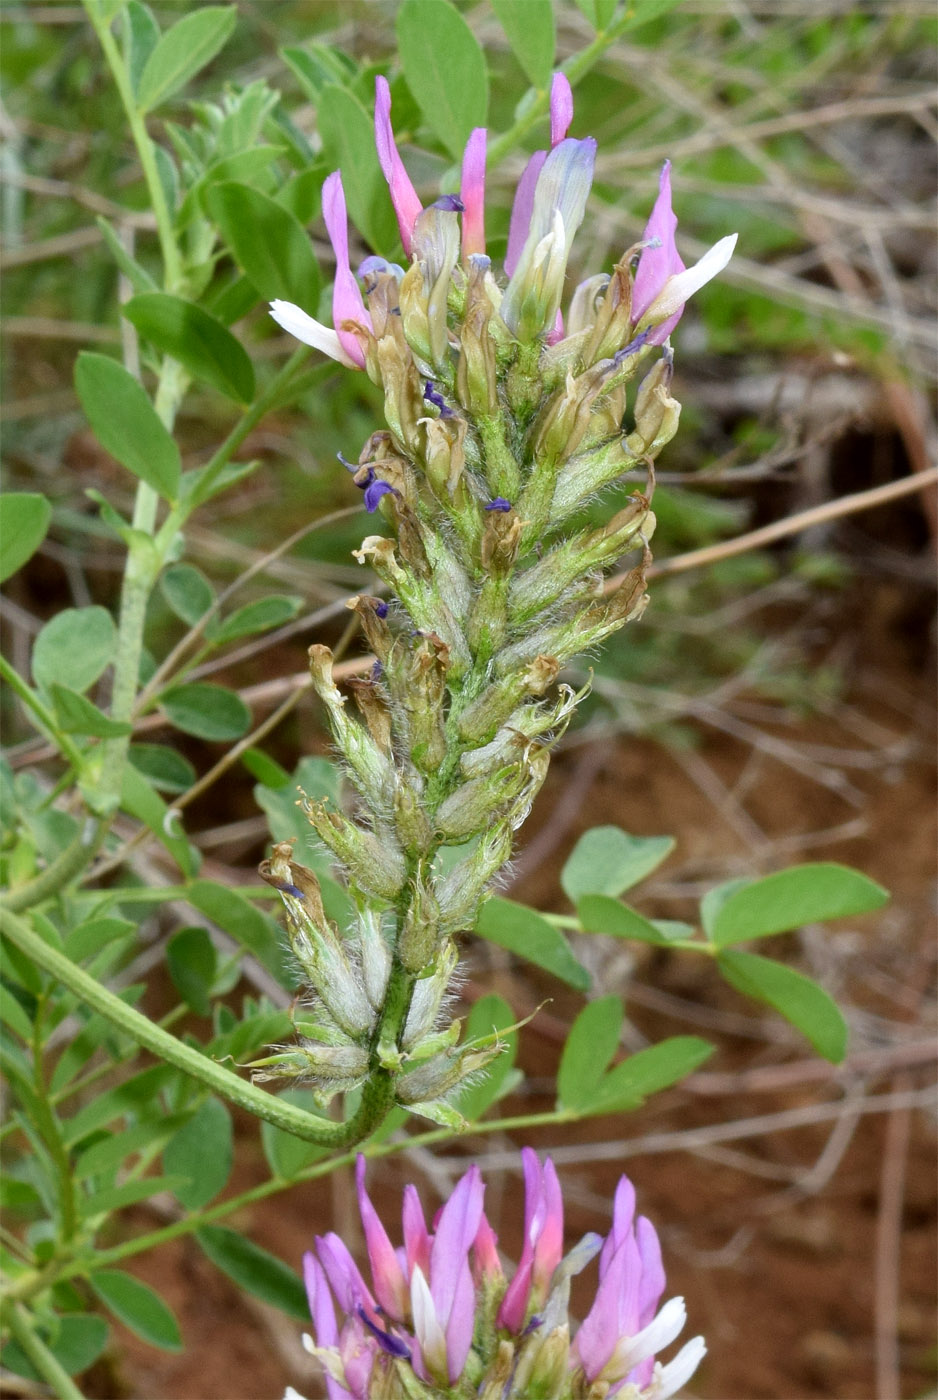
[159,682,251,741]
[163,1097,233,1209]
[492,0,556,88]
[205,182,320,306]
[195,1226,308,1320]
[397,0,489,159]
[123,293,255,402]
[74,353,181,500]
[561,826,674,903]
[91,1270,182,1351]
[0,494,52,584]
[32,608,117,698]
[708,863,889,947]
[474,897,590,991]
[135,6,238,113]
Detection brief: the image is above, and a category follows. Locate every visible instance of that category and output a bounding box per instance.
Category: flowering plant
[288,1151,705,1400]
[254,74,736,1132]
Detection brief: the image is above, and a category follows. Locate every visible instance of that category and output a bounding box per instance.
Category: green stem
[32,996,78,1246]
[5,1302,85,1400]
[0,905,390,1149]
[83,0,183,291]
[0,820,107,916]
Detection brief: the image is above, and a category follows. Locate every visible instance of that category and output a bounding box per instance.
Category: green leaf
[166,926,216,1015]
[64,915,135,963]
[396,0,489,160]
[75,1114,191,1178]
[474,897,590,991]
[455,994,519,1121]
[0,493,52,584]
[74,352,181,499]
[279,42,354,102]
[128,743,196,795]
[718,949,848,1062]
[123,293,254,402]
[0,984,33,1042]
[136,5,237,112]
[32,606,116,697]
[80,1174,187,1218]
[557,996,622,1111]
[163,1097,232,1209]
[712,863,890,948]
[577,894,676,946]
[120,765,199,877]
[91,1270,182,1351]
[584,1036,715,1114]
[206,595,302,646]
[700,876,749,938]
[0,1314,109,1381]
[196,1225,307,1319]
[96,216,159,293]
[204,182,320,307]
[561,826,674,903]
[160,682,251,741]
[572,0,619,28]
[50,684,132,738]
[65,1065,176,1146]
[187,879,288,983]
[260,1089,331,1179]
[317,86,399,253]
[492,0,555,87]
[160,563,215,626]
[125,0,161,95]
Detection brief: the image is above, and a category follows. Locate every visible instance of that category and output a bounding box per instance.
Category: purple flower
[291,1153,704,1400]
[633,162,738,345]
[484,497,512,512]
[374,76,423,256]
[460,127,487,259]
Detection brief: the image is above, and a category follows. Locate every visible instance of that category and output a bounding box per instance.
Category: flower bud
[458,655,559,745]
[301,798,407,902]
[436,822,513,932]
[398,865,442,972]
[457,255,498,415]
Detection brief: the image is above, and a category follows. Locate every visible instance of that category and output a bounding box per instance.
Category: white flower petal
[654,1335,707,1399]
[283,1389,309,1400]
[643,233,738,322]
[269,299,357,368]
[603,1295,688,1380]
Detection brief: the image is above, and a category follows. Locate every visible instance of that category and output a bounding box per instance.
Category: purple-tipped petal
[374,76,423,256]
[315,1233,376,1319]
[550,71,574,146]
[363,479,395,513]
[632,161,684,325]
[355,1157,408,1321]
[322,172,372,369]
[505,150,546,277]
[460,126,487,259]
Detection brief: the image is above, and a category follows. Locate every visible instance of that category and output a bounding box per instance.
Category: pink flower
[633,161,738,345]
[291,1154,705,1400]
[374,75,423,256]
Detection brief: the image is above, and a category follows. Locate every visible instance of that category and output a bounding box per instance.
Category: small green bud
[458,654,560,745]
[301,797,407,901]
[398,866,442,972]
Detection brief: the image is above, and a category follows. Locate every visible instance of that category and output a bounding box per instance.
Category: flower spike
[291,1155,705,1400]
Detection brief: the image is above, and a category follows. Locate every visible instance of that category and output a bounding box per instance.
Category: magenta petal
[444,1258,477,1382]
[304,1254,354,1400]
[550,71,574,147]
[600,1175,636,1279]
[355,1156,408,1320]
[531,1157,564,1299]
[402,1183,431,1282]
[315,1232,376,1318]
[575,1233,642,1380]
[473,1213,502,1283]
[632,161,685,325]
[636,1215,666,1325]
[374,76,423,256]
[504,149,546,277]
[429,1165,484,1327]
[496,1148,541,1331]
[322,172,372,369]
[460,127,487,259]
